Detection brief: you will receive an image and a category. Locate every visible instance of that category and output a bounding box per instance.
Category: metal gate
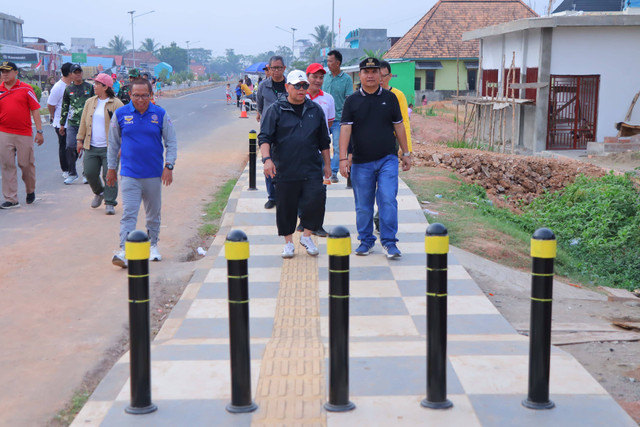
[547,75,599,150]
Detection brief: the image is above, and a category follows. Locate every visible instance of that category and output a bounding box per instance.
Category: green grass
[53,390,90,426]
[198,178,237,237]
[403,167,640,290]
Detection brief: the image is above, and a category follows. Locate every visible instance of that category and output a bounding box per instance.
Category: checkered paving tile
[72,164,636,427]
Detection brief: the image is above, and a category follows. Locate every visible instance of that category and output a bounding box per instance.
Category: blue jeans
[329,121,341,174]
[350,154,399,248]
[265,175,275,201]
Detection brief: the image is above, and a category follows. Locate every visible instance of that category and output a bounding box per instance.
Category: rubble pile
[412,146,606,208]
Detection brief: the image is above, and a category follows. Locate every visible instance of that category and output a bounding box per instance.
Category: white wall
[551,26,640,138]
[524,28,541,69]
[481,30,541,70]
[482,36,505,69]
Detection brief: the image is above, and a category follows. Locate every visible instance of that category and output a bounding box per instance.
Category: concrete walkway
[72,163,636,426]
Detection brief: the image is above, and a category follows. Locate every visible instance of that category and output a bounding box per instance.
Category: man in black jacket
[259,70,331,258]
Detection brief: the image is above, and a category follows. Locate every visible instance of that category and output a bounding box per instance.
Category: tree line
[106,24,337,76]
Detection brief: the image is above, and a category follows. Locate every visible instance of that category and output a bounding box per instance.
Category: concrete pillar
[533,27,552,153]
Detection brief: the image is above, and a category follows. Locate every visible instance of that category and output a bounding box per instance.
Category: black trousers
[55,127,69,173]
[275,179,326,236]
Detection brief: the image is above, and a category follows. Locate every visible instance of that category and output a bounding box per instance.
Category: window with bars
[426,70,435,90]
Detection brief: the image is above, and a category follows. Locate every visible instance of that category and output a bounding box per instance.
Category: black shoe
[312,227,328,237]
[26,192,35,204]
[0,201,20,209]
[264,200,276,209]
[296,223,304,232]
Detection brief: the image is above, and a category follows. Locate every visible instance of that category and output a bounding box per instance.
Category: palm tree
[140,38,159,53]
[361,49,387,60]
[109,35,130,55]
[306,24,336,62]
[310,25,335,48]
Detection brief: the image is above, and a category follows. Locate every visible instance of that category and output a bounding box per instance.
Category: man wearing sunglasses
[256,55,288,210]
[258,70,331,259]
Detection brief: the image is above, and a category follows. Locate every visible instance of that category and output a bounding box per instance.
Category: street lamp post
[275,26,297,61]
[332,0,335,50]
[186,40,200,75]
[128,10,155,69]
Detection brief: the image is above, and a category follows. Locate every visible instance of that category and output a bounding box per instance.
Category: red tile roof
[384,0,537,60]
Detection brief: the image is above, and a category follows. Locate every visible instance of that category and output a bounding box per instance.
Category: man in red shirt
[0,61,44,209]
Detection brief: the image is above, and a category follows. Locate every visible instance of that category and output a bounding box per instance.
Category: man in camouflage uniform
[60,64,94,184]
[118,68,139,105]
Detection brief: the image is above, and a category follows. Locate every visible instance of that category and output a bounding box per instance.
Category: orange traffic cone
[239,99,248,118]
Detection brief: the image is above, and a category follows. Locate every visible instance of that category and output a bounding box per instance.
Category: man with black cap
[339,57,411,259]
[117,68,139,105]
[0,61,44,209]
[47,62,73,180]
[259,70,331,259]
[59,64,94,184]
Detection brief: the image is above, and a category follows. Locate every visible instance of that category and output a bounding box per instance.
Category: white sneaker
[281,242,295,258]
[62,171,69,179]
[112,249,127,268]
[150,245,162,261]
[300,236,319,256]
[64,175,79,185]
[82,175,88,184]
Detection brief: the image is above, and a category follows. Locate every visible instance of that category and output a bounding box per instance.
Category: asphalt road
[0,84,252,426]
[0,85,232,205]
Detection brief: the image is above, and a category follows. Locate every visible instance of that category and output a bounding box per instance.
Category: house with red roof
[384,0,537,103]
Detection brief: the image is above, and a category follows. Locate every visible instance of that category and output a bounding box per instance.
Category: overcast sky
[9,0,545,57]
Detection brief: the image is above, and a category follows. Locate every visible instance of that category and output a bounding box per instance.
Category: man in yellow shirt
[380,61,412,152]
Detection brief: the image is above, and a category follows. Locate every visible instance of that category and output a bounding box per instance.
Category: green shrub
[453,173,640,289]
[518,173,640,289]
[29,84,42,101]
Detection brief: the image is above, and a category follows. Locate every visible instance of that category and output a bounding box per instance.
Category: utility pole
[128,10,155,69]
[332,0,335,50]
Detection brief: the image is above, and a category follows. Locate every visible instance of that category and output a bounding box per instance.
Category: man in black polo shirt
[339,57,411,259]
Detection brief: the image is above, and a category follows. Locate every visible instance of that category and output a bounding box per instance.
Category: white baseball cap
[286,70,309,85]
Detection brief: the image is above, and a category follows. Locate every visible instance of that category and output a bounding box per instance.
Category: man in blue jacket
[259,70,331,258]
[106,78,178,267]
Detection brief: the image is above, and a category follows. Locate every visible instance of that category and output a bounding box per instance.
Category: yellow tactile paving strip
[252,234,327,427]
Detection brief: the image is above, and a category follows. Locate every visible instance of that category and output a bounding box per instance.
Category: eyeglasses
[291,82,309,90]
[381,73,391,78]
[270,66,284,71]
[131,94,151,99]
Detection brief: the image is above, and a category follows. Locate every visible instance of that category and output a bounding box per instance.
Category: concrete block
[598,286,640,302]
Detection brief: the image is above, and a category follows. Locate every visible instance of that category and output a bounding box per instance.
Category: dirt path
[0,117,253,426]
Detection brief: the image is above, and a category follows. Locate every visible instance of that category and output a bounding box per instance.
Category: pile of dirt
[409,113,607,209]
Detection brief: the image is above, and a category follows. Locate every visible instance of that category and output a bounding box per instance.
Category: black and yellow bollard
[324,226,356,412]
[248,130,257,191]
[421,223,453,410]
[124,230,158,415]
[522,228,556,410]
[225,230,258,413]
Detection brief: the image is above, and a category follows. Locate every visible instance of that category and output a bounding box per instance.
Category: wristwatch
[165,163,174,170]
[262,156,272,164]
[36,130,44,135]
[402,152,411,157]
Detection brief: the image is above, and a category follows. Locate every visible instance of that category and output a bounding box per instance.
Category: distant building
[334,28,391,66]
[553,0,625,13]
[0,13,48,72]
[0,12,24,46]
[70,37,96,53]
[384,0,537,103]
[122,51,160,74]
[294,39,313,59]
